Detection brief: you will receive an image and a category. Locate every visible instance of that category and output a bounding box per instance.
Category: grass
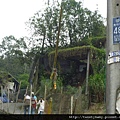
[84,103,106,114]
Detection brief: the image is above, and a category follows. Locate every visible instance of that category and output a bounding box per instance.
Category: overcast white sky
[0,0,107,41]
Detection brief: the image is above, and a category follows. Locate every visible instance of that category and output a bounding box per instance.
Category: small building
[7,73,19,92]
[0,71,19,94]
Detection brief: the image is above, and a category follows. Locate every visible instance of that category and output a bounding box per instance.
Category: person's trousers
[31,107,35,114]
[39,111,44,114]
[24,105,30,114]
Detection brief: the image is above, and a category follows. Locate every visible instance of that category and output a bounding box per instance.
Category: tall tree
[26,0,106,49]
[0,35,30,77]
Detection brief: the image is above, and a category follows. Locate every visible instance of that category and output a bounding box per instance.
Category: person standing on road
[24,94,30,114]
[31,93,37,114]
[37,97,45,114]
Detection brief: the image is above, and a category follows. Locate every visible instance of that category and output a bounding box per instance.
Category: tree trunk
[33,59,39,93]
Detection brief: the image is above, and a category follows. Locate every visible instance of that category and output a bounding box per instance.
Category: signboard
[108,51,120,64]
[109,51,120,57]
[113,17,120,44]
[107,56,120,64]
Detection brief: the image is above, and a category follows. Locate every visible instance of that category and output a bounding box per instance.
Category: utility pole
[29,80,32,114]
[107,0,120,114]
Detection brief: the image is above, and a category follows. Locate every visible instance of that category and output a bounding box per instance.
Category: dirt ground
[84,103,105,114]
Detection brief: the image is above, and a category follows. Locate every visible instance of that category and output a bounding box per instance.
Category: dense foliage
[0,0,106,103]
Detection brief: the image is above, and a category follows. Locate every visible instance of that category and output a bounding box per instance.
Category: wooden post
[1,86,3,110]
[44,84,47,101]
[71,96,73,114]
[44,84,47,113]
[58,99,62,114]
[85,51,90,95]
[73,98,77,114]
[7,87,9,113]
[48,97,52,114]
[29,82,32,114]
[79,86,82,113]
[16,81,21,102]
[13,81,21,114]
[58,88,63,114]
[85,51,90,110]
